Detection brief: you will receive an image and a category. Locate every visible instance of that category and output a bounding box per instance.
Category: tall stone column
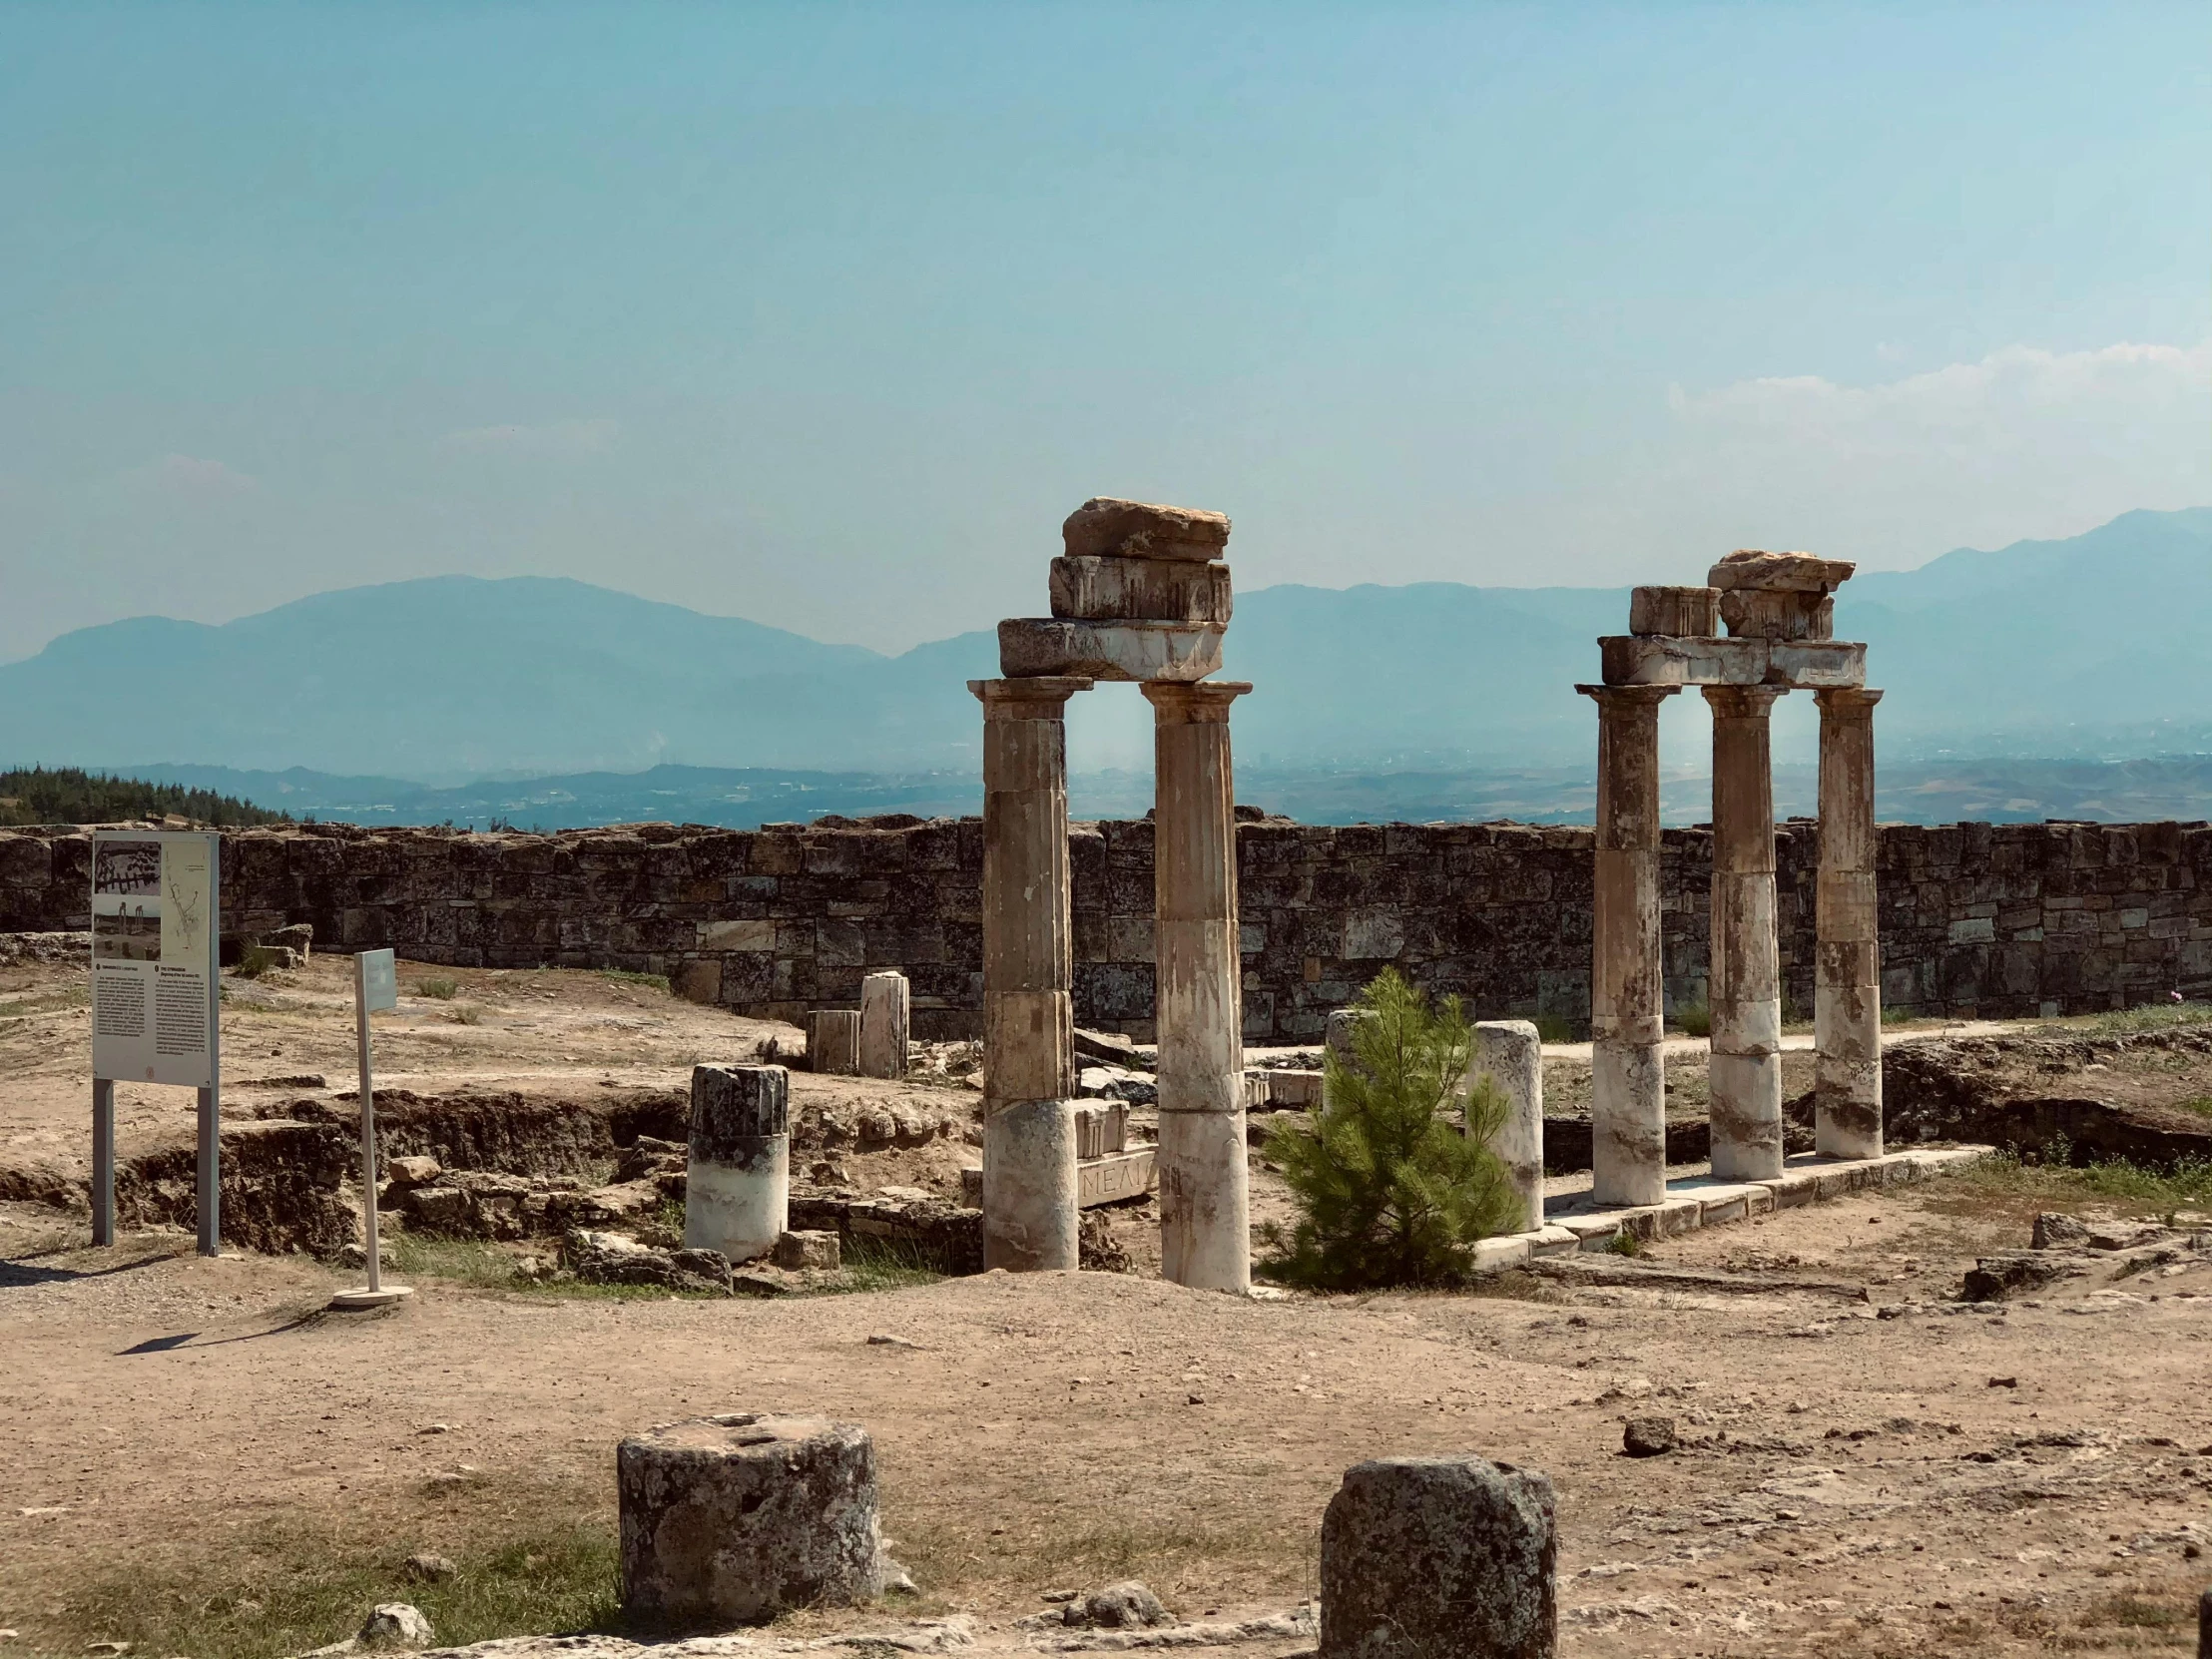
[1580,685,1678,1208]
[972,676,1092,1271]
[1704,686,1786,1181]
[1815,688,1884,1159]
[1143,679,1252,1292]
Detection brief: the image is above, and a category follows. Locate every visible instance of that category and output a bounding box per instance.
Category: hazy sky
[4,2,2207,662]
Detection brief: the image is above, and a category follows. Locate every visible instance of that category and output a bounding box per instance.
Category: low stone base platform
[1469,1146,1990,1272]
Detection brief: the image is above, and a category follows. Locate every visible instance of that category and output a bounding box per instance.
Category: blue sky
[3,1,2206,661]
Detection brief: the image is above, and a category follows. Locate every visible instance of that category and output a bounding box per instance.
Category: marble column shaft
[1581,684,1678,1208]
[1815,687,1885,1159]
[1704,685,1786,1181]
[972,676,1091,1271]
[1143,679,1253,1292]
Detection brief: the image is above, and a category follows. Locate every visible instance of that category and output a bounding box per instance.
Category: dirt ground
[4,955,2211,1657]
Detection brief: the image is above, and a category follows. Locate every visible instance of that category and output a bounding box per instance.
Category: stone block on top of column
[1598,636,1866,690]
[1629,585,1720,638]
[999,618,1225,683]
[1050,555,1232,625]
[1061,496,1231,563]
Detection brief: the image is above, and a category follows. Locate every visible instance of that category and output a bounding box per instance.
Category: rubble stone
[1061,497,1231,562]
[772,1229,841,1270]
[1707,549,1857,593]
[1622,1416,1677,1457]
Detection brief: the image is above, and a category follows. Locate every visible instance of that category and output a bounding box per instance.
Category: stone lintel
[1597,636,1866,689]
[1062,497,1231,562]
[998,618,1226,683]
[1141,679,1251,722]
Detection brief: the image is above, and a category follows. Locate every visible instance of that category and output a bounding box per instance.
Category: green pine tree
[1261,967,1525,1289]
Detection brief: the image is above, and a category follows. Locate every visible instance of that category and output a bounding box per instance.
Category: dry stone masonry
[2,820,2204,1041]
[975,497,1252,1288]
[1583,551,1882,1206]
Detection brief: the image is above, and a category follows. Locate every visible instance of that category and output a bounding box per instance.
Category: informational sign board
[359,947,398,1013]
[91,831,220,1088]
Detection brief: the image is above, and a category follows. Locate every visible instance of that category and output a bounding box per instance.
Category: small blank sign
[358,948,398,1012]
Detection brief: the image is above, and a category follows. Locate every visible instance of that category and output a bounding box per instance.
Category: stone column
[1470,1020,1545,1233]
[684,1063,790,1263]
[1143,679,1252,1292]
[1580,685,1677,1208]
[1703,685,1786,1181]
[972,676,1091,1271]
[1815,688,1885,1159]
[857,970,909,1079]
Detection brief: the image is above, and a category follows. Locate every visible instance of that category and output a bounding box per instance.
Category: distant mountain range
[2,506,2206,796]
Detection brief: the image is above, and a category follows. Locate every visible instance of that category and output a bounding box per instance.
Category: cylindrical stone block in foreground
[1470,1020,1544,1233]
[1580,684,1677,1208]
[973,675,1091,1272]
[685,1065,789,1264]
[619,1412,882,1629]
[808,1009,859,1075]
[857,970,910,1079]
[1320,1456,1556,1659]
[1815,687,1885,1160]
[1704,685,1786,1182]
[1145,678,1254,1293]
[981,1097,1078,1271]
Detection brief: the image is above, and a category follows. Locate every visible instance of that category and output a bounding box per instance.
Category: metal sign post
[331,948,409,1310]
[88,830,223,1256]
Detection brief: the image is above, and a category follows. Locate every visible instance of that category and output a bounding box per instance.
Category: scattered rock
[336,1242,396,1271]
[1623,1417,1678,1458]
[867,1334,921,1350]
[1988,1377,2019,1389]
[2031,1212,2090,1249]
[382,1155,444,1191]
[1064,1581,1173,1629]
[1962,1252,2087,1302]
[357,1603,434,1648]
[562,1229,729,1293]
[83,1645,130,1655]
[403,1552,457,1582]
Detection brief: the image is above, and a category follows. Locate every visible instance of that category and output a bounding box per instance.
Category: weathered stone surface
[2032,1211,2091,1249]
[618,1412,883,1628]
[1962,1250,2087,1302]
[1051,555,1233,624]
[1063,1581,1173,1628]
[1597,636,1867,689]
[1622,1416,1677,1457]
[808,1009,859,1075]
[564,1229,730,1292]
[357,1602,434,1648]
[1320,1455,1555,1659]
[1707,549,1857,593]
[1720,587,1834,641]
[772,1228,841,1270]
[1628,585,1720,638]
[690,1064,789,1150]
[1470,1020,1544,1233]
[998,618,1225,684]
[859,970,910,1079]
[1061,497,1231,562]
[382,1154,443,1191]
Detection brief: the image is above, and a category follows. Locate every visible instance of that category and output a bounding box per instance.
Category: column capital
[1702,684,1788,717]
[1141,679,1251,722]
[970,676,1094,717]
[1576,683,1681,708]
[1814,686,1884,714]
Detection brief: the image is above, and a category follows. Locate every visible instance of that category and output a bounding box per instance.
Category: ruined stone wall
[1,817,2205,1040]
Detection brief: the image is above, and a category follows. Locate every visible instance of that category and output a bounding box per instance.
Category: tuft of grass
[414,976,460,1000]
[49,1515,619,1659]
[813,1235,950,1296]
[1949,1148,2212,1216]
[1673,999,1712,1039]
[600,969,671,994]
[2086,1592,2188,1630]
[2078,1000,2212,1034]
[447,1002,484,1026]
[2176,1096,2212,1120]
[1604,1230,1644,1257]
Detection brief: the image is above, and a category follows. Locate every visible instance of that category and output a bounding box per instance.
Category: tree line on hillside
[0,767,288,828]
